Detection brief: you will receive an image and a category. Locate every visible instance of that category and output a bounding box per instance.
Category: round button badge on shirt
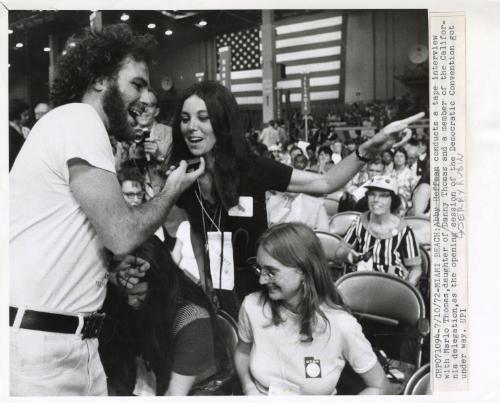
[305,362,321,378]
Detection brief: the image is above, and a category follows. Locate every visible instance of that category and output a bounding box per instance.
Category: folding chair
[315,231,352,280]
[335,272,430,369]
[404,216,431,250]
[190,310,239,395]
[403,363,430,394]
[330,211,360,237]
[418,245,430,301]
[323,197,339,216]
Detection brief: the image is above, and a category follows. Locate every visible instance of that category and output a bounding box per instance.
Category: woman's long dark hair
[258,223,348,342]
[171,81,252,210]
[101,236,227,395]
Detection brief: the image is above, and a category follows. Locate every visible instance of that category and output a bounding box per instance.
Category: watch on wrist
[355,148,370,163]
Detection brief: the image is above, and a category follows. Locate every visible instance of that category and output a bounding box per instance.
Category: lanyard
[195,181,225,289]
[195,181,222,234]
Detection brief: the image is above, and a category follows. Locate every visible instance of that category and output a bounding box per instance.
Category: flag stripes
[216,12,344,106]
[275,12,343,105]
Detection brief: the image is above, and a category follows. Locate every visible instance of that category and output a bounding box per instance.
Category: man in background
[259,119,279,149]
[135,89,173,164]
[9,99,30,169]
[34,102,51,121]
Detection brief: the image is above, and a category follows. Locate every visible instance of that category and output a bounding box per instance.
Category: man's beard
[102,83,136,142]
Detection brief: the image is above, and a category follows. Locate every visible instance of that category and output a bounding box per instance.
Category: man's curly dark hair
[51,24,157,107]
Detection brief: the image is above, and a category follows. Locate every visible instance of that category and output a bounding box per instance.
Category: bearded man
[9,24,204,396]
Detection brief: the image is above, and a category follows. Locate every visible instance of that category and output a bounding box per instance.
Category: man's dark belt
[9,306,105,339]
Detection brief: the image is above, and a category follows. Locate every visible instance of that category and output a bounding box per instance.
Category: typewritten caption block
[430,13,468,392]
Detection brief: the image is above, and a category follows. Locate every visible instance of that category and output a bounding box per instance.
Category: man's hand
[162,158,206,197]
[110,255,150,309]
[111,254,150,289]
[360,112,425,156]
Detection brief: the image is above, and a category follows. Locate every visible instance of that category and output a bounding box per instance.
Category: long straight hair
[171,81,252,210]
[258,222,348,342]
[134,237,227,395]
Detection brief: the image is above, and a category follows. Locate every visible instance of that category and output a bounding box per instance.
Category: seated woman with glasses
[234,222,389,395]
[344,176,422,286]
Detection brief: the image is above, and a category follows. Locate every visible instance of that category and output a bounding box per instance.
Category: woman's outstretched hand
[360,112,425,156]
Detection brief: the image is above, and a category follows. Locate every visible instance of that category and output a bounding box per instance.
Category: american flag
[216,27,263,105]
[216,11,344,106]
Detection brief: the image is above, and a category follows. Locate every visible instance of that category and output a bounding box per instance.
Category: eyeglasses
[123,191,145,199]
[250,262,276,281]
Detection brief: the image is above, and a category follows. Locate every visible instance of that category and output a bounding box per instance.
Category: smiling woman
[180,95,217,157]
[234,222,389,395]
[344,176,422,286]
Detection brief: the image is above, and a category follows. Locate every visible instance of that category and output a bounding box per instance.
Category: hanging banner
[218,46,232,89]
[301,74,311,115]
[275,88,283,120]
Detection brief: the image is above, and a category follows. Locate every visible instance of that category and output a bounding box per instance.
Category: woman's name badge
[207,231,234,290]
[228,197,253,217]
[268,377,301,395]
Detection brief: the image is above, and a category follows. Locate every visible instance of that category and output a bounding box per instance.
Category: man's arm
[69,158,204,255]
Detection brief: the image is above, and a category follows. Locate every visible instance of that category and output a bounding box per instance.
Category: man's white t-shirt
[10,103,116,314]
[238,292,377,395]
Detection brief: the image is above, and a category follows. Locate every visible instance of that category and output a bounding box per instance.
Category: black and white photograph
[7,7,432,397]
[3,2,496,400]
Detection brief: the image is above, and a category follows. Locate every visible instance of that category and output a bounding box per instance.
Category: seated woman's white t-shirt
[238,292,377,395]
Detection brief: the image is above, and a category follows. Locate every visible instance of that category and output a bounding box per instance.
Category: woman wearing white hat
[344,176,422,286]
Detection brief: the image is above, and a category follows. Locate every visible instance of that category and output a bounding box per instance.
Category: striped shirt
[344,212,421,277]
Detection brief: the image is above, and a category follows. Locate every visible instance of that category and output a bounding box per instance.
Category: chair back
[323,197,339,216]
[419,244,430,276]
[315,231,352,267]
[403,363,431,395]
[418,244,430,300]
[404,216,431,248]
[330,211,360,236]
[216,310,238,356]
[335,272,426,328]
[190,309,239,395]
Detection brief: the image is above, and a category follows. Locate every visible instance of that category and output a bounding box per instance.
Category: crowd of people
[9,23,430,397]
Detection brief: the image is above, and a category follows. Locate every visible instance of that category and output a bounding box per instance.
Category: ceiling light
[120,13,129,21]
[8,29,13,34]
[15,42,23,48]
[165,29,173,36]
[43,47,50,52]
[147,23,156,29]
[196,19,207,27]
